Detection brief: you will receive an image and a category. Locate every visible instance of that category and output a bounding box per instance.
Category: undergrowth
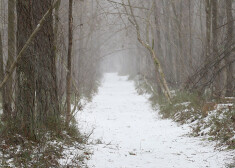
[0,117,89,167]
[158,91,203,123]
[0,83,101,167]
[134,75,235,149]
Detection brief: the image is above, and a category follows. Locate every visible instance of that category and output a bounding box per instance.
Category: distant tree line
[111,0,234,100]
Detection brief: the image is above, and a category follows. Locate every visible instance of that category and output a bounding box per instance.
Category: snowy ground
[77,73,234,168]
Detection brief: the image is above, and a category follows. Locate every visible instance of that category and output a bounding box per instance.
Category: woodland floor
[76,73,234,168]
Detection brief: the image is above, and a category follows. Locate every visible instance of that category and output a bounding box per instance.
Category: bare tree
[124,0,172,102]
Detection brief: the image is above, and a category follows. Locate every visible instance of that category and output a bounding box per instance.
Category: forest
[0,0,234,167]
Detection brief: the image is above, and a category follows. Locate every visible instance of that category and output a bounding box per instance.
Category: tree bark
[0,0,60,90]
[162,0,174,84]
[13,0,59,138]
[211,0,220,97]
[66,0,73,126]
[0,31,6,121]
[4,0,15,118]
[204,0,211,82]
[16,0,35,138]
[54,0,61,59]
[32,0,59,127]
[225,0,234,96]
[171,0,183,86]
[188,0,192,68]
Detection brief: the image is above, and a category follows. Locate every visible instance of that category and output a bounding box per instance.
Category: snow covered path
[77,73,234,168]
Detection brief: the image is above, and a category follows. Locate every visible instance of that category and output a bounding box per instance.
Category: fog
[0,0,234,167]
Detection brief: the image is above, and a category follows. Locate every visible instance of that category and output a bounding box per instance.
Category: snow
[178,102,191,107]
[59,144,86,167]
[216,103,233,110]
[77,73,235,168]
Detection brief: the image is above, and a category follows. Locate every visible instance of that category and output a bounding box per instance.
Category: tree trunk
[162,0,174,84]
[54,0,61,60]
[153,0,164,95]
[16,0,35,138]
[0,4,6,121]
[4,0,15,119]
[204,0,211,86]
[188,0,192,69]
[66,0,73,126]
[54,0,61,111]
[211,0,220,97]
[225,0,234,96]
[32,0,59,127]
[171,0,183,86]
[127,0,172,102]
[0,31,6,121]
[153,1,164,67]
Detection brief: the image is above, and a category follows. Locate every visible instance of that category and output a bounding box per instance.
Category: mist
[0,0,234,167]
